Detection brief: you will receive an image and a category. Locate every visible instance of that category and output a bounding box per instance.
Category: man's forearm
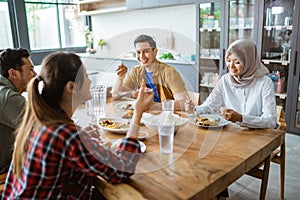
[174,91,188,111]
[174,99,185,111]
[113,78,124,92]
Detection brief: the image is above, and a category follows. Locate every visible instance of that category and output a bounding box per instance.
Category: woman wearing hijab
[186,39,276,128]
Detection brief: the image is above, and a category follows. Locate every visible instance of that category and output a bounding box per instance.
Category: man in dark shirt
[0,48,37,174]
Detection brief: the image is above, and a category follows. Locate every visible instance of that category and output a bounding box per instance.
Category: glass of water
[158,122,175,154]
[87,85,106,122]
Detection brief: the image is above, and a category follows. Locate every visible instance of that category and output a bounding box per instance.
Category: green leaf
[98,39,107,46]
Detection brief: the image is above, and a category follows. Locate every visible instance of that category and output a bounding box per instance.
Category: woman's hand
[83,125,101,141]
[84,124,108,143]
[185,97,195,114]
[126,87,154,139]
[222,109,242,123]
[83,125,99,138]
[133,87,154,123]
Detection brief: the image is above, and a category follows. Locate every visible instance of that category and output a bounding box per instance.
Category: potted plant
[98,39,107,50]
[84,26,96,54]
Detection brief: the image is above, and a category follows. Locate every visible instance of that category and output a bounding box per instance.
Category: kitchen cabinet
[258,0,295,106]
[77,0,195,15]
[256,0,299,134]
[77,0,126,15]
[197,0,259,102]
[285,0,300,134]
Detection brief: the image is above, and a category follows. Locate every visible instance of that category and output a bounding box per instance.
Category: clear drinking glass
[162,99,175,113]
[158,122,175,154]
[88,85,106,122]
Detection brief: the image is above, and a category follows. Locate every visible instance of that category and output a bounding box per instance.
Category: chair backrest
[187,91,201,105]
[276,105,286,131]
[0,173,7,194]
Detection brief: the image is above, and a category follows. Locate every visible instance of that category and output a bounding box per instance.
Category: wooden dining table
[74,98,285,200]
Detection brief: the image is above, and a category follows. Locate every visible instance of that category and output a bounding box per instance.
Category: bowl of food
[192,114,230,128]
[98,118,130,134]
[141,112,189,133]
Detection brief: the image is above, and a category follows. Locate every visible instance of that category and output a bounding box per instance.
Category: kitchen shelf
[275,93,287,99]
[77,0,126,16]
[263,25,293,30]
[199,27,221,32]
[77,0,102,4]
[262,59,289,65]
[229,26,254,30]
[200,56,220,60]
[276,93,300,102]
[79,6,126,15]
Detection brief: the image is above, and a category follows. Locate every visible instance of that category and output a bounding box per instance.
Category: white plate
[193,114,230,128]
[98,118,130,134]
[113,101,136,110]
[104,139,146,153]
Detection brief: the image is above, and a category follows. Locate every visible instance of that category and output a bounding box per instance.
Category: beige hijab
[225,39,269,87]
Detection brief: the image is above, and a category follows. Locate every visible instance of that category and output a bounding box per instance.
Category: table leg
[260,155,271,200]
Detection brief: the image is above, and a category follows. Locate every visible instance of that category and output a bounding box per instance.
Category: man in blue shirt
[113,35,187,111]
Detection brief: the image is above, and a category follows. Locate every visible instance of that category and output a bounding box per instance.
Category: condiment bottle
[277,78,282,93]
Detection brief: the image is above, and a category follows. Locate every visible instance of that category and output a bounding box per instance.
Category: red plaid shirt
[2,124,141,199]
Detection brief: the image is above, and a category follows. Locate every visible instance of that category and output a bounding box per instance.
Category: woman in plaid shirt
[2,52,154,199]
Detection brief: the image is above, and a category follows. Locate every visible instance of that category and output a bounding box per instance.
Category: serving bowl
[141,112,189,133]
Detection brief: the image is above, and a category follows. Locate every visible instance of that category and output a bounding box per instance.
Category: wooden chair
[273,105,286,199]
[187,91,201,105]
[246,105,286,200]
[276,105,287,131]
[0,173,7,196]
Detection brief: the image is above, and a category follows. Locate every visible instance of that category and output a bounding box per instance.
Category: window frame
[3,0,89,64]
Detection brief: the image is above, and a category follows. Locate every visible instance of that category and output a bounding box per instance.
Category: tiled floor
[228,133,300,200]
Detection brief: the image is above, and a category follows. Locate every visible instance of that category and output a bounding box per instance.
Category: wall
[91,4,196,59]
[0,10,13,48]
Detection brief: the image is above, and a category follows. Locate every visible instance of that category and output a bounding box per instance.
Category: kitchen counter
[78,53,199,92]
[77,53,196,65]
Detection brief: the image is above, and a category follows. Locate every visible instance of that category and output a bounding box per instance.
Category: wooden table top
[75,99,285,200]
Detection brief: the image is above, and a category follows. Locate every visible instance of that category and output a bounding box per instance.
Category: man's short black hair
[0,48,30,78]
[134,35,156,49]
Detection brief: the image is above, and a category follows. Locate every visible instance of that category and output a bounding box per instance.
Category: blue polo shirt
[145,71,160,102]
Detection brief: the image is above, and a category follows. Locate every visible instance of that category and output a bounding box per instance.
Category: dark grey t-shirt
[0,76,25,174]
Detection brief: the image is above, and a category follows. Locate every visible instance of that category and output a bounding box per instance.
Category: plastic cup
[162,99,175,113]
[158,123,175,154]
[87,85,106,122]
